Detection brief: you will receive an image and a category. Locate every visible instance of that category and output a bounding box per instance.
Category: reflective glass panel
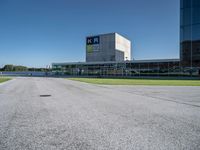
[192,6,200,24]
[192,25,200,40]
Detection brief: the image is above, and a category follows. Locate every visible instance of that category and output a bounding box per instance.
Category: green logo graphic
[87,45,93,53]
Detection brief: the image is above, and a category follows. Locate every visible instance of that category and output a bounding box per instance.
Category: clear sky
[0,0,180,67]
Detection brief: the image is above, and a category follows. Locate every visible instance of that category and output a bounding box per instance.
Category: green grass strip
[69,78,200,86]
[0,77,11,83]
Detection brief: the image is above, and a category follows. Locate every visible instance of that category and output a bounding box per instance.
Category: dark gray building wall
[180,0,200,67]
[86,33,116,62]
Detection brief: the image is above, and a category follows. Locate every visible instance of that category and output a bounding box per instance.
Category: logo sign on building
[86,36,100,53]
[87,36,100,45]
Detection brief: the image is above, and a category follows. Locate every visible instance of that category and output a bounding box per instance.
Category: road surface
[0,77,200,150]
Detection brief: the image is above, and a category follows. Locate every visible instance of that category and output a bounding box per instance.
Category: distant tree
[3,64,14,71]
[28,68,34,71]
[13,66,28,71]
[2,64,28,71]
[1,64,50,72]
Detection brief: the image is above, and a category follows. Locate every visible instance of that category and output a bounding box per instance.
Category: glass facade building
[180,0,200,67]
[52,59,186,77]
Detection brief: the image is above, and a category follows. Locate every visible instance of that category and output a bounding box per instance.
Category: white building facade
[86,33,131,62]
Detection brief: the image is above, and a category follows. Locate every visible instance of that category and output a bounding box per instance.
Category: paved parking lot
[0,77,200,150]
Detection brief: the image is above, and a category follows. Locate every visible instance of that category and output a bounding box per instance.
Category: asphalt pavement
[0,77,200,150]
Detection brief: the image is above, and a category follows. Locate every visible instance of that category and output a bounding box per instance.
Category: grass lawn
[69,78,200,86]
[0,77,11,83]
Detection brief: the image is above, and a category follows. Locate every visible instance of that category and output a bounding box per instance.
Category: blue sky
[0,0,180,67]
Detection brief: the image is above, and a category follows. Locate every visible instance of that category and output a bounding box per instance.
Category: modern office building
[52,59,181,76]
[180,0,200,67]
[86,33,131,62]
[52,0,200,77]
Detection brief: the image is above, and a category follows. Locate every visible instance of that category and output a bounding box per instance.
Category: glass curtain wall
[180,0,200,67]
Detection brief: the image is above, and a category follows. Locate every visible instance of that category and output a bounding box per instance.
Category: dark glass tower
[180,0,200,67]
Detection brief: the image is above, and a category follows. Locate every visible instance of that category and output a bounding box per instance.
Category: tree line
[0,64,50,72]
